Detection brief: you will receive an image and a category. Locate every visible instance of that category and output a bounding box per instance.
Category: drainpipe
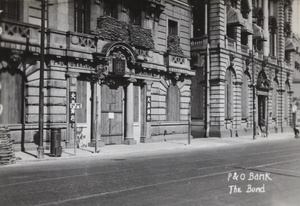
[205,2,210,137]
[37,0,46,158]
[206,44,210,137]
[252,44,256,139]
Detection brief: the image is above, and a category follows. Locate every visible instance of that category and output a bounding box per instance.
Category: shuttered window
[225,69,234,120]
[76,80,87,123]
[241,74,249,119]
[0,70,23,124]
[167,84,180,121]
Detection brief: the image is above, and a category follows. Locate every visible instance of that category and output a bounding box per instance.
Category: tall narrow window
[225,69,234,120]
[269,16,277,56]
[104,1,118,19]
[241,32,248,46]
[241,73,249,119]
[227,25,235,40]
[193,4,205,37]
[167,84,180,121]
[0,0,20,21]
[74,0,90,33]
[168,20,178,36]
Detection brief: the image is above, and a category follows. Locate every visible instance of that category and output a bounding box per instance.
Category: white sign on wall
[108,112,114,119]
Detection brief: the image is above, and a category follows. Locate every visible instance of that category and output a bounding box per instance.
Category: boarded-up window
[241,74,249,119]
[0,70,23,124]
[167,84,180,121]
[76,80,87,123]
[134,85,139,122]
[191,67,204,119]
[225,69,234,120]
[272,81,278,119]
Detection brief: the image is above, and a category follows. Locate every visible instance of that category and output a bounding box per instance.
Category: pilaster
[123,77,137,145]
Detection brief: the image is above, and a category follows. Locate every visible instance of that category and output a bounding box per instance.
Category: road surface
[1,137,300,206]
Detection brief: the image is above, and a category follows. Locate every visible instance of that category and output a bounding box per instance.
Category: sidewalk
[11,132,296,164]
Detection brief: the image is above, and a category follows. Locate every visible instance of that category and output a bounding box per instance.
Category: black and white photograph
[1,0,300,205]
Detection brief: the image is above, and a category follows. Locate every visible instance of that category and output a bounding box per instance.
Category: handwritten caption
[227,172,272,194]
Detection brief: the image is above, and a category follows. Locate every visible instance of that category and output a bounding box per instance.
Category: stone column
[263,0,269,57]
[145,80,152,140]
[90,82,104,150]
[123,77,137,145]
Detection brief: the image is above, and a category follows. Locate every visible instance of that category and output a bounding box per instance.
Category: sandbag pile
[94,16,154,50]
[167,35,184,55]
[0,126,16,165]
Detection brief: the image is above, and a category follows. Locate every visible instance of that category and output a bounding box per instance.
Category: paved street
[1,136,300,206]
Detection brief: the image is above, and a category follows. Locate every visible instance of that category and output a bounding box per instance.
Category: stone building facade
[0,0,194,150]
[190,0,296,137]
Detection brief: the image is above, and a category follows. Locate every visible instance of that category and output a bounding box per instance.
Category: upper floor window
[192,5,205,37]
[269,16,277,56]
[0,0,20,21]
[168,20,178,36]
[104,1,118,19]
[129,7,141,26]
[241,0,251,19]
[74,0,90,33]
[227,25,235,40]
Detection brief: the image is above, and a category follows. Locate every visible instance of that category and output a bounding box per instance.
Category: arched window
[272,80,278,120]
[0,69,24,124]
[269,16,277,57]
[241,0,251,19]
[241,73,249,119]
[167,84,180,121]
[225,68,234,120]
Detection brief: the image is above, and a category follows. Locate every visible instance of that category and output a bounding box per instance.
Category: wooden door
[101,84,123,144]
[258,96,266,127]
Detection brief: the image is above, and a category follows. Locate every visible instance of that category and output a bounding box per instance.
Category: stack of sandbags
[95,16,128,42]
[167,35,184,55]
[0,126,16,165]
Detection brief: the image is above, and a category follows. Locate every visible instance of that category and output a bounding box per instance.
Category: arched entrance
[97,42,139,145]
[256,70,271,136]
